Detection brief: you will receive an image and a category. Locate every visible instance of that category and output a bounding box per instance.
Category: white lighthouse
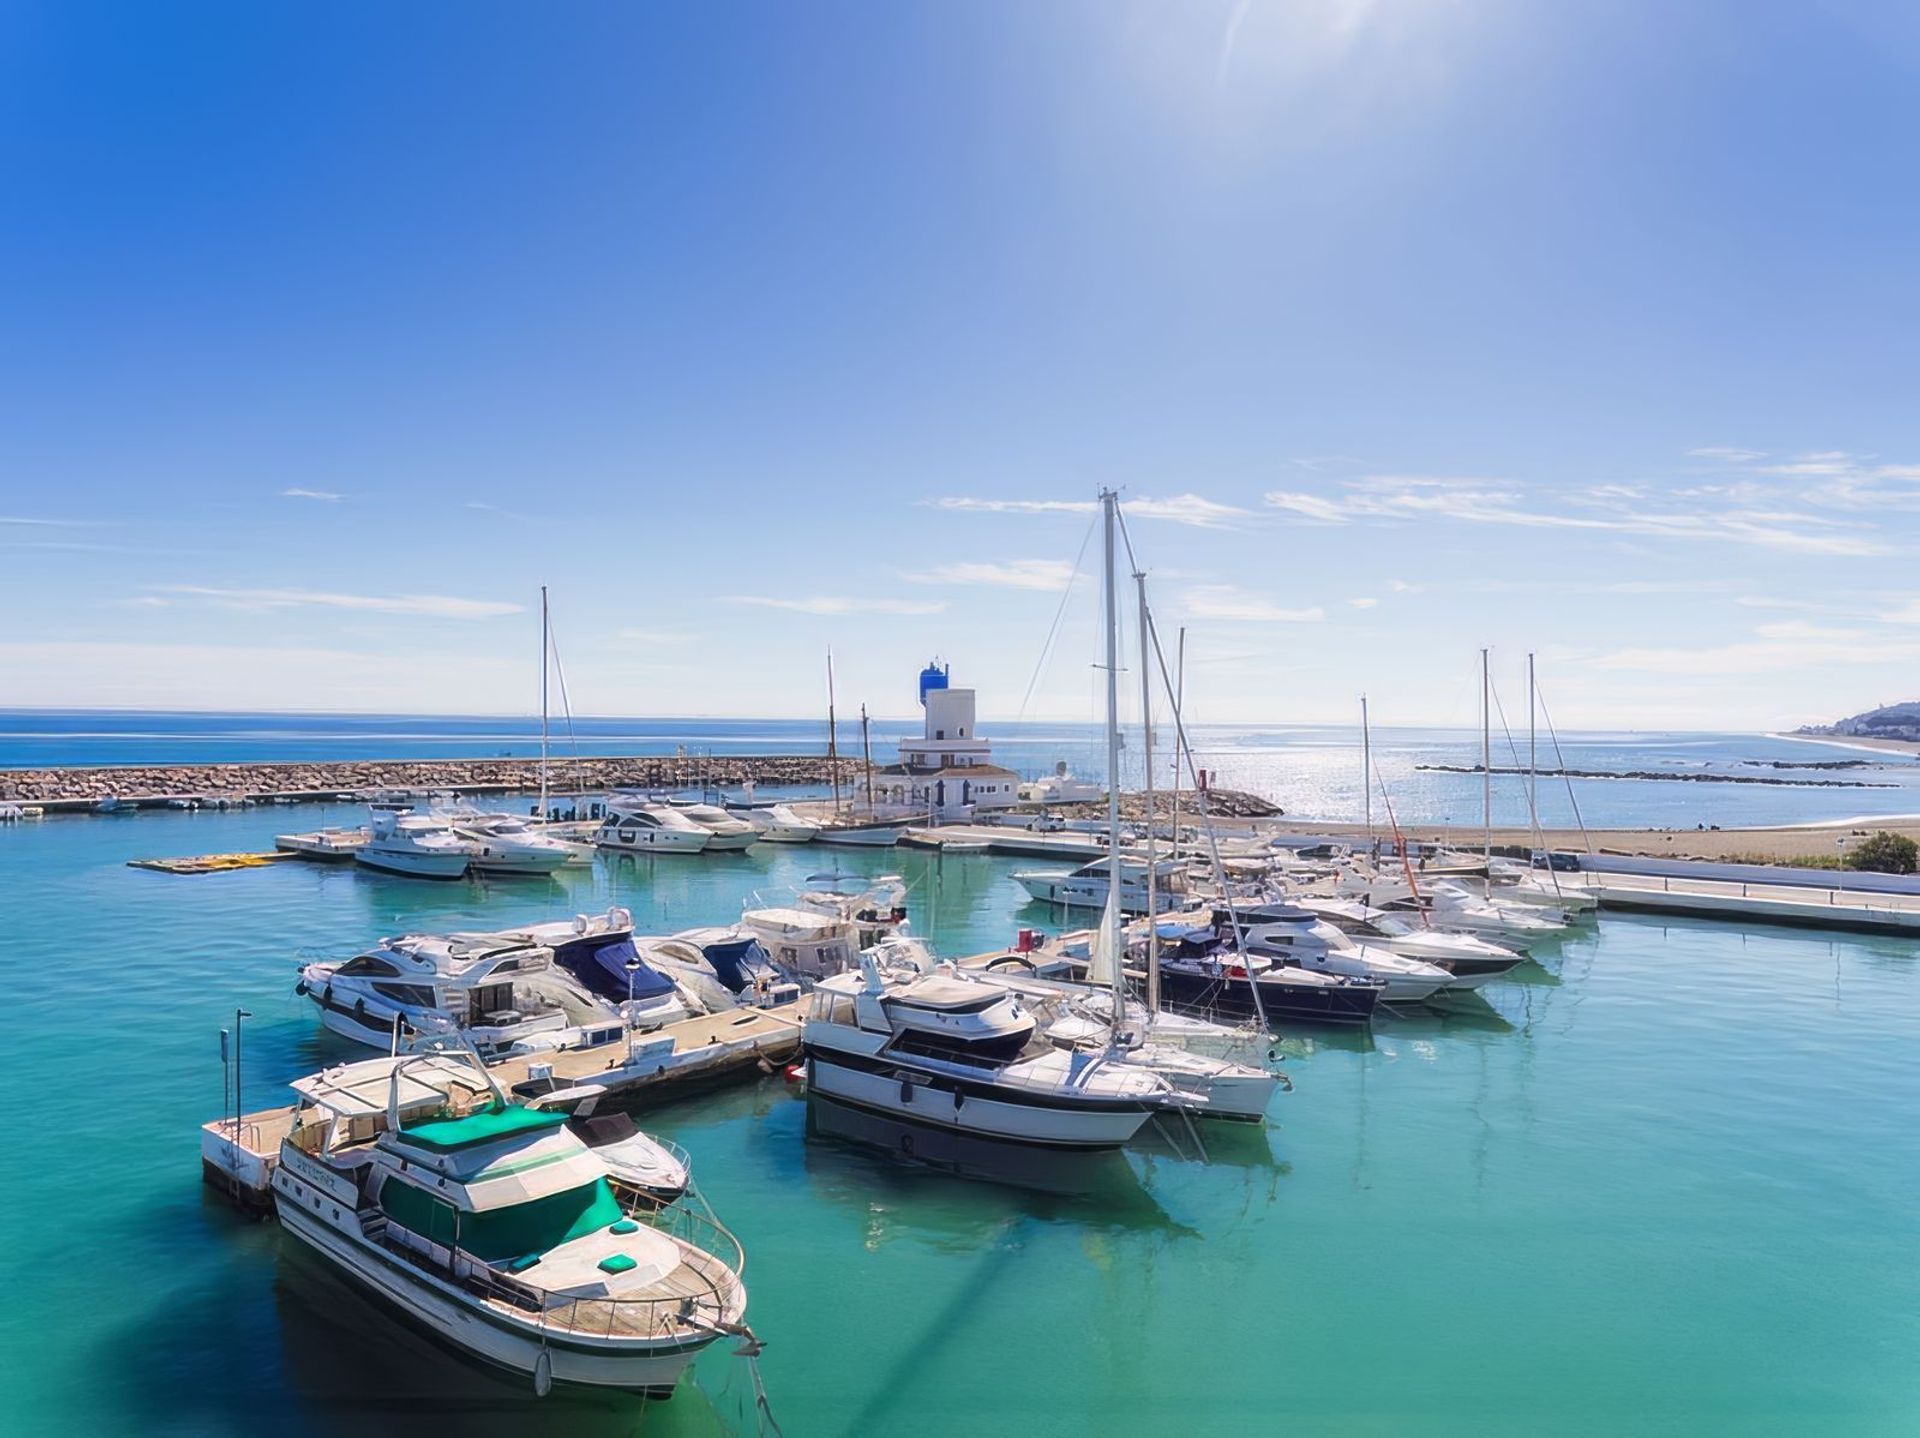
[867,661,1019,819]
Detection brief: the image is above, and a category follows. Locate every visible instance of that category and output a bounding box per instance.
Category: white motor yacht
[479,910,692,1032]
[1015,857,1192,915]
[795,872,910,947]
[354,809,474,879]
[633,926,801,1014]
[665,801,760,851]
[1347,877,1571,947]
[738,905,863,981]
[269,1052,747,1397]
[593,803,712,855]
[725,802,819,843]
[558,1096,691,1206]
[297,933,612,1053]
[1296,897,1529,988]
[802,955,1180,1148]
[1228,902,1456,1003]
[452,814,573,876]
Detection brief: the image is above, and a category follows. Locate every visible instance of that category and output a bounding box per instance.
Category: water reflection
[801,1096,1185,1233]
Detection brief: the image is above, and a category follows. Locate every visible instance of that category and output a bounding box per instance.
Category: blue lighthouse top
[918,660,949,707]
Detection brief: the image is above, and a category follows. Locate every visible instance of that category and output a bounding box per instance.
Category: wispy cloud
[1590,619,1920,675]
[930,493,1248,530]
[1262,474,1889,556]
[1179,584,1324,622]
[616,628,698,645]
[1346,597,1379,609]
[907,559,1077,592]
[0,515,87,527]
[155,586,523,619]
[723,595,946,616]
[281,488,342,502]
[1687,446,1768,463]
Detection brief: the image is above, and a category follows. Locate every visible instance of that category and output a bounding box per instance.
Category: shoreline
[1768,731,1920,759]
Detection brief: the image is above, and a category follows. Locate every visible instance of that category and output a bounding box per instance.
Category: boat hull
[353,849,471,879]
[272,1196,710,1396]
[1156,967,1380,1027]
[596,829,711,854]
[814,826,903,847]
[804,1051,1154,1149]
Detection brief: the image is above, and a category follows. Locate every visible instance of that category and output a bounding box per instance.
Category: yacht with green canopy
[269,1049,749,1397]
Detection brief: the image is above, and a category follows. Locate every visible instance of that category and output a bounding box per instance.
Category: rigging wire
[1489,673,1563,896]
[1014,512,1099,729]
[1117,505,1272,1033]
[1535,681,1593,854]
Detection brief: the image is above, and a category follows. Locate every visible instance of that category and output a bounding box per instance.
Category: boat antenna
[1135,567,1160,1017]
[1099,490,1127,1032]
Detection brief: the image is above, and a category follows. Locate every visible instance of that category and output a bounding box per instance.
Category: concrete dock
[1589,872,1920,935]
[201,1004,803,1211]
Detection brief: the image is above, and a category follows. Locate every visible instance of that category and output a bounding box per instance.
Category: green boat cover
[380,1174,624,1261]
[396,1103,567,1153]
[598,1253,637,1274]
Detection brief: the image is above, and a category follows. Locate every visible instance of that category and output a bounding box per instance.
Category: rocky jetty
[0,754,860,808]
[1414,764,1892,790]
[1056,789,1284,821]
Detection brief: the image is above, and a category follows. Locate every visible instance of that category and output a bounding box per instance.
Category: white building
[867,662,1020,820]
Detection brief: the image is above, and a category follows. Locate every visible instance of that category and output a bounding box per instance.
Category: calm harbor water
[4,804,1918,1434]
[6,709,1920,831]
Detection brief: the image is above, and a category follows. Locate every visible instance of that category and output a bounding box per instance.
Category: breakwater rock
[0,754,860,808]
[1055,789,1283,821]
[1414,764,1894,790]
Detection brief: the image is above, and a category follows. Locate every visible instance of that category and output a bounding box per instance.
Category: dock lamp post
[1837,835,1849,901]
[625,954,642,1062]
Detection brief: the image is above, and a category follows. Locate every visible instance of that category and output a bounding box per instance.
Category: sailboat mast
[1361,693,1371,851]
[826,648,841,815]
[861,704,875,818]
[538,585,550,822]
[1101,490,1125,1016]
[1481,646,1492,869]
[1528,650,1537,829]
[1135,569,1158,1016]
[1170,626,1184,860]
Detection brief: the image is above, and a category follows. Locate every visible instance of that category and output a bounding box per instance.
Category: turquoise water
[5,805,1919,1434]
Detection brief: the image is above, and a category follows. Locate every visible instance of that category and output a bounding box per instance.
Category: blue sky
[4,1,1920,729]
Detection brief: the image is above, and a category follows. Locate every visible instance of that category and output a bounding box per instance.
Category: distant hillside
[1799,702,1920,741]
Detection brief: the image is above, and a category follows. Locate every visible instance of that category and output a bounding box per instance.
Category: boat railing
[379,1201,747,1341]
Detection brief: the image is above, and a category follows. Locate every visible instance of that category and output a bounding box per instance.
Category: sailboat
[814,665,903,846]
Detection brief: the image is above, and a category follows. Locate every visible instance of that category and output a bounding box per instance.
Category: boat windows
[336,955,401,978]
[809,991,857,1024]
[469,982,515,1017]
[372,982,439,1008]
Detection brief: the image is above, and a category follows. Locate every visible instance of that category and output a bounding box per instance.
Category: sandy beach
[1285,817,1920,864]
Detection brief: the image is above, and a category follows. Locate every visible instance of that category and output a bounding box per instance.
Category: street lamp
[1836,835,1849,901]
